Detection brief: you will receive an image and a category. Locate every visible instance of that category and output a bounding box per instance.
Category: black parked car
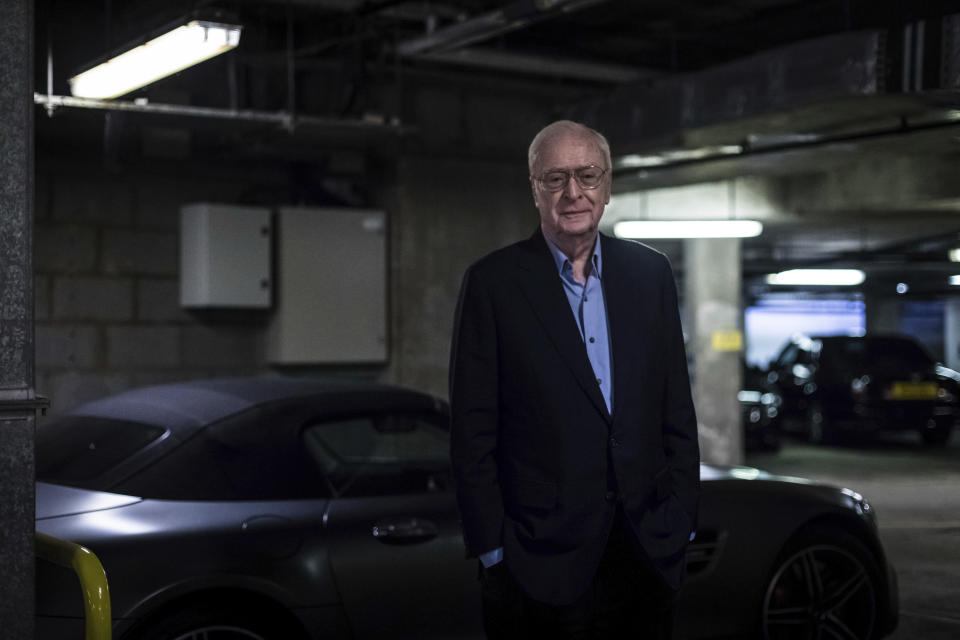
[36,378,898,639]
[766,334,959,445]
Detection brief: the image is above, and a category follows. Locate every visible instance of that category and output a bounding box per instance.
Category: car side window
[114,406,331,501]
[302,413,450,498]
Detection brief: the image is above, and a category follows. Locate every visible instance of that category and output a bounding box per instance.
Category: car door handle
[371,517,439,545]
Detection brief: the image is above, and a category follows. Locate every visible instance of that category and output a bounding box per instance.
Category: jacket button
[609,437,620,447]
[605,491,616,503]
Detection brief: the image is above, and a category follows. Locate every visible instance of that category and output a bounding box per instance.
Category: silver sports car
[35,377,898,639]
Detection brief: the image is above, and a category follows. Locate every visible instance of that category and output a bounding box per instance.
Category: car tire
[921,419,952,446]
[124,600,300,640]
[761,524,882,640]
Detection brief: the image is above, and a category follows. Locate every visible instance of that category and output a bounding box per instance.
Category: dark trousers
[480,508,678,640]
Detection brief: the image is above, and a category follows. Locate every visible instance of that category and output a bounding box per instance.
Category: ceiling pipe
[33,93,411,135]
[419,47,655,84]
[396,0,611,57]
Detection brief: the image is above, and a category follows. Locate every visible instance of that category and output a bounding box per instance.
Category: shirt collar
[544,234,603,280]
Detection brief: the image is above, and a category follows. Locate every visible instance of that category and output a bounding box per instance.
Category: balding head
[527,120,611,253]
[528,120,611,176]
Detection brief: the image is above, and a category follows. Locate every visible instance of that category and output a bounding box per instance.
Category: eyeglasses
[533,165,608,192]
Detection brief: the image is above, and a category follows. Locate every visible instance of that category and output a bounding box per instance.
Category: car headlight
[842,487,877,528]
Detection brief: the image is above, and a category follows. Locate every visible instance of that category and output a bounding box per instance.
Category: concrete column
[0,0,36,636]
[865,295,901,335]
[945,299,960,371]
[685,238,743,466]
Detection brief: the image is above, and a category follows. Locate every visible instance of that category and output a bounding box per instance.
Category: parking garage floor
[747,431,960,640]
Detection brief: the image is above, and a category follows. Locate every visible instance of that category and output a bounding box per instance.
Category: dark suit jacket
[449,228,700,606]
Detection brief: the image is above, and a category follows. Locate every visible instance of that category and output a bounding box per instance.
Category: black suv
[767,334,959,445]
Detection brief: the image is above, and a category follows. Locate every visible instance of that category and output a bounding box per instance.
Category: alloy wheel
[763,544,877,640]
[172,626,266,640]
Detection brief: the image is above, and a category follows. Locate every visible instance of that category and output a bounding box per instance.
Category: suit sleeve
[449,264,504,557]
[660,255,701,531]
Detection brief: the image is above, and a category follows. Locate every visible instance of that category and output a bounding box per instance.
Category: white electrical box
[268,207,387,364]
[180,203,272,308]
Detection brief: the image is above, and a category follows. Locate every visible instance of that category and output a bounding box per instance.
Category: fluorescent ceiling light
[613,219,763,239]
[766,269,865,286]
[951,275,960,286]
[949,248,960,262]
[69,20,242,99]
[616,145,743,169]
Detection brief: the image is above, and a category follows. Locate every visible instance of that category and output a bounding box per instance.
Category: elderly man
[449,120,700,638]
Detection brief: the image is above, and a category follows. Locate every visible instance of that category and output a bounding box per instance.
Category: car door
[305,412,482,640]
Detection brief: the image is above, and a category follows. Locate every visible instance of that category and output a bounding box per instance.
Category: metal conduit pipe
[33,93,413,134]
[396,0,612,57]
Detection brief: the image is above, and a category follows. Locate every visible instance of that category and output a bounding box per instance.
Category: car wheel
[762,526,881,640]
[126,601,299,640]
[171,627,264,640]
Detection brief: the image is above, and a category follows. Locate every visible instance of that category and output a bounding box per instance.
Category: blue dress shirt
[544,236,614,414]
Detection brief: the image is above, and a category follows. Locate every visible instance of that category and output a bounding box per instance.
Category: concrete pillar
[685,238,743,466]
[945,299,960,371]
[865,295,901,335]
[0,0,36,636]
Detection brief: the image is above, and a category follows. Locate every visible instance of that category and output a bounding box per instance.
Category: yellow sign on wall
[711,330,743,352]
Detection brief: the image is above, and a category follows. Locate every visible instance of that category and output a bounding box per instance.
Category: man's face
[531,133,610,244]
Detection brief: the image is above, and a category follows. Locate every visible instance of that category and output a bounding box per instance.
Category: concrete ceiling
[33,0,960,287]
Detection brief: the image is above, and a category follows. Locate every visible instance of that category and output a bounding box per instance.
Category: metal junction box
[179,203,272,309]
[267,206,387,364]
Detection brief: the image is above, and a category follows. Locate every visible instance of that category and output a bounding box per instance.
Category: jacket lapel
[600,234,650,423]
[516,229,612,423]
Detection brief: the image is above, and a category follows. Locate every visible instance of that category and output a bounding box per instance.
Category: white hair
[527,120,612,175]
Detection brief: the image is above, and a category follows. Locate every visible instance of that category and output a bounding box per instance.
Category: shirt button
[584,296,588,301]
[605,491,616,503]
[596,378,602,385]
[589,337,595,343]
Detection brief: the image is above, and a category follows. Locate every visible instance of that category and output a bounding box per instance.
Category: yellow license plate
[885,382,938,400]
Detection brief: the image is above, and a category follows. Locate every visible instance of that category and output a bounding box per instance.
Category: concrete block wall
[33,78,589,413]
[33,153,544,413]
[34,165,269,415]
[383,155,537,399]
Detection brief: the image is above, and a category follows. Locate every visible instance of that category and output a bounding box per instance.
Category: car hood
[36,481,141,520]
[701,463,846,493]
[700,464,873,513]
[700,463,790,483]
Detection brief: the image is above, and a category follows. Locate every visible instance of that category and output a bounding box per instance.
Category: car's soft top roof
[67,377,440,431]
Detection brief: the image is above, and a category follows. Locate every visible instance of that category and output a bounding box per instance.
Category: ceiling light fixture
[949,248,960,262]
[950,275,960,286]
[613,219,763,239]
[69,19,242,99]
[765,269,865,286]
[615,145,743,170]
